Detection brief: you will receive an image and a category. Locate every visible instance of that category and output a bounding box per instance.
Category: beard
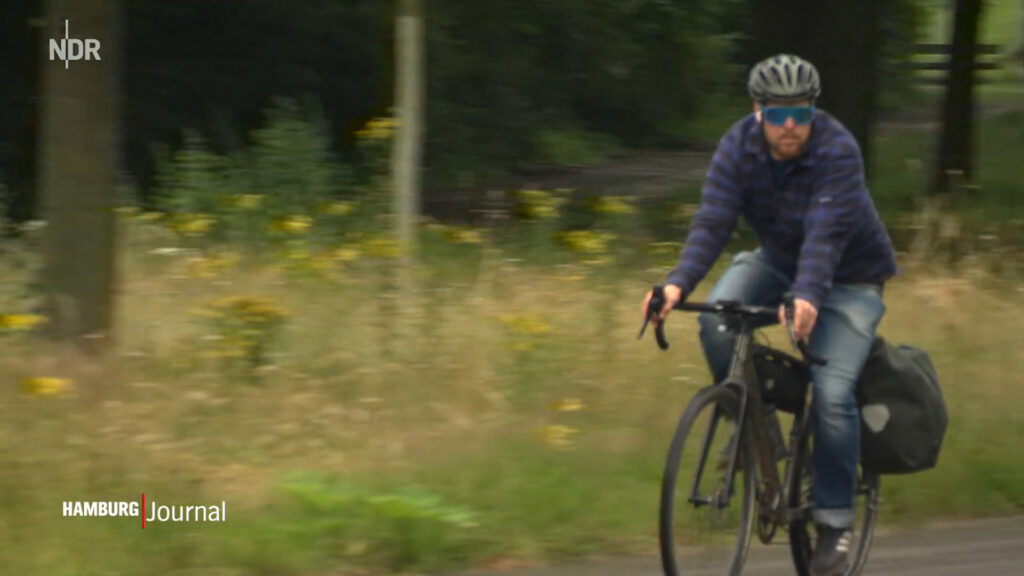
[769,135,805,160]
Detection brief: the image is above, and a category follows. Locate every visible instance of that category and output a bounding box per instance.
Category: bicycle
[640,285,880,576]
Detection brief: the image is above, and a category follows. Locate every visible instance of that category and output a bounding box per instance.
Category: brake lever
[639,284,670,350]
[782,293,827,366]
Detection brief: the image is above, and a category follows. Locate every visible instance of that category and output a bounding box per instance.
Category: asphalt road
[456,515,1024,576]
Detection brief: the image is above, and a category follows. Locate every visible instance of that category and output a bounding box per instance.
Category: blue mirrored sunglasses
[762,105,814,126]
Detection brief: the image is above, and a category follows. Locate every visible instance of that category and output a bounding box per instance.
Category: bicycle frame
[688,315,809,527]
[642,286,824,527]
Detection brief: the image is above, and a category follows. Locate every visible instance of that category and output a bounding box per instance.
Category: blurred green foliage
[0,0,940,213]
[220,471,482,572]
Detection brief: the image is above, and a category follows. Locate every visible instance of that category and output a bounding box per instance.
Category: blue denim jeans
[696,250,885,529]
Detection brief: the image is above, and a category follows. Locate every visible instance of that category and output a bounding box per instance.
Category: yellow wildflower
[231,194,265,210]
[443,226,483,244]
[355,116,400,140]
[516,189,568,220]
[171,213,216,235]
[592,196,634,215]
[268,215,311,233]
[22,377,73,397]
[534,425,578,449]
[322,201,355,216]
[560,230,614,254]
[0,314,48,331]
[549,398,585,412]
[332,247,361,262]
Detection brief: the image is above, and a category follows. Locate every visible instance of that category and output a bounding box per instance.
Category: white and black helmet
[747,54,821,102]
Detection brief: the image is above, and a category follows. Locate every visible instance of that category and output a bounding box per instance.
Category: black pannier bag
[752,344,811,414]
[855,337,948,474]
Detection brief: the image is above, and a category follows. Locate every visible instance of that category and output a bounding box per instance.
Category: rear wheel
[660,384,756,576]
[788,412,880,576]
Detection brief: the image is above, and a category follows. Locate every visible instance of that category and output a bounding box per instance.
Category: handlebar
[639,284,827,366]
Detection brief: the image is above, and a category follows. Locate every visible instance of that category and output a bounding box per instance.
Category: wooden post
[390,0,426,350]
[391,0,424,261]
[930,0,984,195]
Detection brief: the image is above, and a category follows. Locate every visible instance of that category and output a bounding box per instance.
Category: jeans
[696,249,885,529]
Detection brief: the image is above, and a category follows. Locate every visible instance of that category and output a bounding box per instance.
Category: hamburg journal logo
[49,19,101,69]
[63,494,227,528]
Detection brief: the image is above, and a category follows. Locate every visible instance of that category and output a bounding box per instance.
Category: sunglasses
[761,104,814,126]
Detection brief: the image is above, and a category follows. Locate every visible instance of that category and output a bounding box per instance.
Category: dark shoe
[811,524,853,575]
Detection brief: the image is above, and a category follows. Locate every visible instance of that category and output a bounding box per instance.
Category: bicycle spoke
[661,386,754,576]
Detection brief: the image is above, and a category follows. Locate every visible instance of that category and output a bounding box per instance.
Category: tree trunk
[931,0,984,195]
[38,0,121,351]
[814,0,881,179]
[392,0,424,259]
[4,0,45,227]
[388,0,425,355]
[748,0,881,179]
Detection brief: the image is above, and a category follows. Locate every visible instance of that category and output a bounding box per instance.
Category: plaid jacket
[666,109,898,310]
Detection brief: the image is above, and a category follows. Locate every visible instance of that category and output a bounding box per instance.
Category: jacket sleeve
[791,138,864,310]
[665,127,744,297]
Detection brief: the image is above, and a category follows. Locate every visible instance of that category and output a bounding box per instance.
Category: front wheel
[787,411,880,576]
[659,384,756,576]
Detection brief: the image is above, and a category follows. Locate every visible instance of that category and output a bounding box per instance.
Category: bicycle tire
[787,411,880,576]
[660,384,756,576]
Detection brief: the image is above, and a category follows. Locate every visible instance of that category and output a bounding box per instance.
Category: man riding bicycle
[644,54,898,576]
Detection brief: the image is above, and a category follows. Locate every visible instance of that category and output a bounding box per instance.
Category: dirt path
[422,101,1020,220]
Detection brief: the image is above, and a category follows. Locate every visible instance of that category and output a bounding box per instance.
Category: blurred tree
[875,0,927,112]
[38,0,120,349]
[392,0,424,258]
[1,0,44,227]
[4,0,747,209]
[748,0,882,178]
[930,0,985,195]
[122,0,386,203]
[422,0,742,187]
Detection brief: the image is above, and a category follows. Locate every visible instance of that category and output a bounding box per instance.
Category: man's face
[754,99,813,161]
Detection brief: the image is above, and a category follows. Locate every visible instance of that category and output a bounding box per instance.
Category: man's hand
[778,297,818,341]
[643,284,683,323]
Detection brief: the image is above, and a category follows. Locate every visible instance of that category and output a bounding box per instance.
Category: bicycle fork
[687,329,792,526]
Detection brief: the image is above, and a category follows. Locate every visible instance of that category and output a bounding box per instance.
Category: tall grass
[2,224,1023,574]
[0,106,1021,575]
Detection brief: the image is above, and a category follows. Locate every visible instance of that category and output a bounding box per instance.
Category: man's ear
[755,110,762,123]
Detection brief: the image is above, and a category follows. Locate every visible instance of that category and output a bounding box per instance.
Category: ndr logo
[49,19,101,69]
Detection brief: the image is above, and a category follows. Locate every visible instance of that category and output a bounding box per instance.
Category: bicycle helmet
[747,54,821,102]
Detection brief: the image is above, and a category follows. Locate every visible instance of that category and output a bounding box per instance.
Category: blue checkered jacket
[666,110,898,310]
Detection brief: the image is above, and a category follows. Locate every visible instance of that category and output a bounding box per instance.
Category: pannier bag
[855,337,948,474]
[752,344,810,414]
